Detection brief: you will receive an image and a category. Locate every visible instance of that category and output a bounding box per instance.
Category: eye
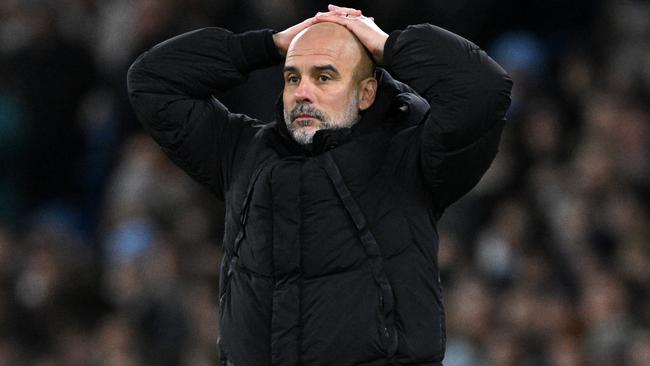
[286,75,300,84]
[318,74,332,82]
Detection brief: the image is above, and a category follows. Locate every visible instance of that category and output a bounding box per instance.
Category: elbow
[126,53,147,101]
[125,54,159,132]
[496,71,513,120]
[493,66,514,104]
[492,72,513,121]
[126,53,157,115]
[479,58,513,121]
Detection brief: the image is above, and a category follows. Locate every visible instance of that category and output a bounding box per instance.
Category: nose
[294,79,314,104]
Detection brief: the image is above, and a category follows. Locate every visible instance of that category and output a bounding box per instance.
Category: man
[128,5,512,365]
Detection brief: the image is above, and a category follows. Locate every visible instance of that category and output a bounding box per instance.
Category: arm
[315,9,512,213]
[127,27,282,199]
[384,24,512,212]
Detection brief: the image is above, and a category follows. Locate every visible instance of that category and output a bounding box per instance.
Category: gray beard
[284,94,360,145]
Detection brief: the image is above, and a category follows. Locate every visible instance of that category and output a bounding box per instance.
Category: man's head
[282,22,377,144]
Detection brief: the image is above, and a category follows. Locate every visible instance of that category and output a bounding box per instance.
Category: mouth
[293,115,319,126]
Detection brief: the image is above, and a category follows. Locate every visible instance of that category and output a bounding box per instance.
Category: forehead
[285,37,358,72]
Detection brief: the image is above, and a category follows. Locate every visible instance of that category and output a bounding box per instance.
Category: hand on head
[273,4,388,64]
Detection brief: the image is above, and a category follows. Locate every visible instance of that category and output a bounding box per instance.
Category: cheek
[332,90,358,114]
[282,90,292,109]
[321,90,348,112]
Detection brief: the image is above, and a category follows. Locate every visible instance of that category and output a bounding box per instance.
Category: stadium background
[0,0,649,365]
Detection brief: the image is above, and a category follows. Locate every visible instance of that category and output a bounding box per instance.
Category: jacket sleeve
[383,24,513,214]
[127,27,283,199]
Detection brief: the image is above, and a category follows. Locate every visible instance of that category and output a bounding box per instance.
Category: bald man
[281,21,377,144]
[128,5,512,366]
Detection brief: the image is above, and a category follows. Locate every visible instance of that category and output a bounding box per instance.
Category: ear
[358,77,377,111]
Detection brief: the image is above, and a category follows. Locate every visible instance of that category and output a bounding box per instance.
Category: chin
[290,127,318,145]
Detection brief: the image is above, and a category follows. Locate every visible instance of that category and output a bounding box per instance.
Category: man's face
[282,25,369,145]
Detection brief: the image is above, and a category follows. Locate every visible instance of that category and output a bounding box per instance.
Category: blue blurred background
[0,0,649,365]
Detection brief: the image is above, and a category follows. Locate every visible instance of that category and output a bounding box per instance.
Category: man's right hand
[273,6,363,57]
[314,5,389,64]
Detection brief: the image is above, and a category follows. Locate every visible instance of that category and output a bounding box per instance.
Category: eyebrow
[283,65,299,74]
[313,64,339,75]
[283,64,340,76]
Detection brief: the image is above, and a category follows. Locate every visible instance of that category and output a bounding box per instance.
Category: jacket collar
[271,68,429,156]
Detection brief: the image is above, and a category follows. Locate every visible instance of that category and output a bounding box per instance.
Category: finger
[314,13,348,22]
[327,4,362,16]
[331,7,362,17]
[313,13,351,27]
[315,10,337,17]
[328,4,359,12]
[313,11,343,23]
[303,16,318,24]
[316,11,345,19]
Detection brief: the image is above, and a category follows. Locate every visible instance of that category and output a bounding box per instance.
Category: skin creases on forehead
[286,45,340,58]
[285,47,359,75]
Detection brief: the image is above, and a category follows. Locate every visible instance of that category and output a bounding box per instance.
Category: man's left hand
[273,5,363,57]
[314,4,389,64]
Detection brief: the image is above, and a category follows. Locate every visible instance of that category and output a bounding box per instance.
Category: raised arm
[315,8,512,213]
[384,24,512,212]
[127,27,285,198]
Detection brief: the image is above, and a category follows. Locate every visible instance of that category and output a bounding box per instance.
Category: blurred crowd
[0,0,648,365]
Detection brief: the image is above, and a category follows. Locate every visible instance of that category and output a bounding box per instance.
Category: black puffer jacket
[128,23,512,366]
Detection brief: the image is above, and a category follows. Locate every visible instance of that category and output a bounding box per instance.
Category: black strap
[317,152,399,356]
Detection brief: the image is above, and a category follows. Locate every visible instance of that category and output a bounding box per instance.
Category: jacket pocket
[301,269,388,365]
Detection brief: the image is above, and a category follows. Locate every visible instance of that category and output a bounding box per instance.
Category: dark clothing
[128,23,511,366]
